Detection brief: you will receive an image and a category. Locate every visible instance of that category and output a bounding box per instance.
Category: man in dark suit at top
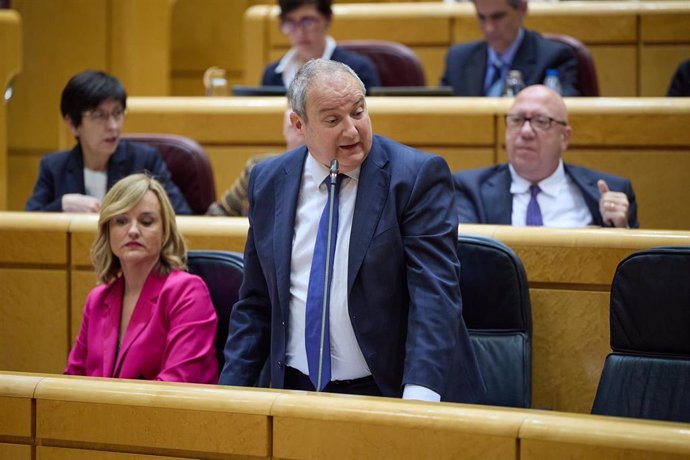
[454,85,638,228]
[441,0,580,97]
[220,59,485,403]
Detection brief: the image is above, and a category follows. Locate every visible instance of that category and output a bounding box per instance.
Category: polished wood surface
[2,212,690,414]
[0,10,21,210]
[2,371,690,459]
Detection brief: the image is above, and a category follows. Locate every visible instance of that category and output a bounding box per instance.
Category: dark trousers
[284,366,382,397]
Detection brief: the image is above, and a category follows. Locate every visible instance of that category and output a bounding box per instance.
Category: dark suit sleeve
[219,167,272,386]
[352,58,381,90]
[552,45,580,97]
[25,156,63,211]
[145,152,192,215]
[453,172,481,223]
[667,59,690,97]
[400,155,464,394]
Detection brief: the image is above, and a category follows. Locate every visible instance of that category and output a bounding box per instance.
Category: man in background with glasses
[25,70,190,214]
[261,0,380,91]
[454,85,638,228]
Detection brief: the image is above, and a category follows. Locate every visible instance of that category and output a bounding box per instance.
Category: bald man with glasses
[454,85,638,228]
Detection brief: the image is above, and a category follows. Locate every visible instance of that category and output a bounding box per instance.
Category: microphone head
[329,159,339,176]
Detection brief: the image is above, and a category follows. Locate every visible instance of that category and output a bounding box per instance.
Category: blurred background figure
[25,70,190,214]
[206,108,305,216]
[65,174,217,382]
[261,0,380,91]
[440,0,579,96]
[667,58,690,97]
[454,85,638,228]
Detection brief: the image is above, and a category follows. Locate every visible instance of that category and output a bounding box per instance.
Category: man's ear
[290,111,304,133]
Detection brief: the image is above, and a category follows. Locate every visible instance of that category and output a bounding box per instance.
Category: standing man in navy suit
[454,85,638,228]
[220,59,485,403]
[440,0,580,97]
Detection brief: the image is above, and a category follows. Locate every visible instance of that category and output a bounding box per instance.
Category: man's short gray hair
[471,0,523,9]
[287,59,366,121]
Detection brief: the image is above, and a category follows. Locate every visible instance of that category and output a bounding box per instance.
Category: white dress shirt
[83,168,107,201]
[286,153,371,380]
[510,161,593,227]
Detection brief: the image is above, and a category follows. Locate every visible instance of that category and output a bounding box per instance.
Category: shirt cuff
[402,384,441,402]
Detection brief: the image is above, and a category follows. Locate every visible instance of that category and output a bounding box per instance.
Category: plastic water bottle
[543,68,563,95]
[502,70,525,97]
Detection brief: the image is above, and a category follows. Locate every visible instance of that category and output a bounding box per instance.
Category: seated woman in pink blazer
[66,173,218,382]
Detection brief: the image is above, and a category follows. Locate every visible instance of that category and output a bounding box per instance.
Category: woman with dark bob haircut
[65,173,217,382]
[261,0,380,90]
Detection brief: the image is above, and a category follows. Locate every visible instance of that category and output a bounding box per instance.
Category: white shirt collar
[304,150,360,191]
[509,160,566,197]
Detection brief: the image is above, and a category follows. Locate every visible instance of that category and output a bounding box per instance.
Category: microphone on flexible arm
[316,158,339,391]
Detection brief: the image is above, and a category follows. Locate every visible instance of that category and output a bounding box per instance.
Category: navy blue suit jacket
[453,163,639,228]
[220,135,485,403]
[441,29,580,97]
[261,47,381,91]
[25,140,191,214]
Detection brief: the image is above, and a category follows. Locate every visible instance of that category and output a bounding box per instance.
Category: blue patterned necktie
[526,184,544,226]
[305,174,343,391]
[485,59,504,97]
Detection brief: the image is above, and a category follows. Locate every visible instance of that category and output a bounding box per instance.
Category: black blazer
[453,163,639,228]
[261,47,381,90]
[441,29,580,97]
[25,140,191,214]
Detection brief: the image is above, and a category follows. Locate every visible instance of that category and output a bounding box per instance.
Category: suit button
[281,321,286,327]
[277,361,284,368]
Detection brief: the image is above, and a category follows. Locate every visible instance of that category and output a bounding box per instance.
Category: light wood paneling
[0,10,21,210]
[0,444,32,460]
[271,393,524,459]
[35,377,276,458]
[38,446,188,460]
[640,45,690,96]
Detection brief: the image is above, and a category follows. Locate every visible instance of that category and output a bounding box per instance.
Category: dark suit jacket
[261,47,381,91]
[220,135,485,403]
[441,29,580,97]
[25,140,191,214]
[453,163,639,228]
[667,58,690,97]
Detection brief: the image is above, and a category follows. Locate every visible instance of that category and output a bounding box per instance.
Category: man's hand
[598,180,629,228]
[62,193,101,213]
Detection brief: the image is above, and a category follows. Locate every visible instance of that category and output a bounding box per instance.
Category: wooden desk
[3,212,690,414]
[0,9,21,210]
[242,1,690,97]
[2,371,690,459]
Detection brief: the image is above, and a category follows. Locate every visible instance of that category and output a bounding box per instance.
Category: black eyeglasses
[280,16,320,34]
[83,108,126,125]
[505,113,567,132]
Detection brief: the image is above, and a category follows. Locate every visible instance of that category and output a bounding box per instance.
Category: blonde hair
[91,173,187,284]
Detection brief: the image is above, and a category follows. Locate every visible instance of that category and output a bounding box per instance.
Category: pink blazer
[66,269,218,383]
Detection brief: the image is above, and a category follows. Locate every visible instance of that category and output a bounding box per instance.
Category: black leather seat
[457,234,532,407]
[186,250,243,375]
[339,39,426,86]
[122,133,216,215]
[591,246,690,423]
